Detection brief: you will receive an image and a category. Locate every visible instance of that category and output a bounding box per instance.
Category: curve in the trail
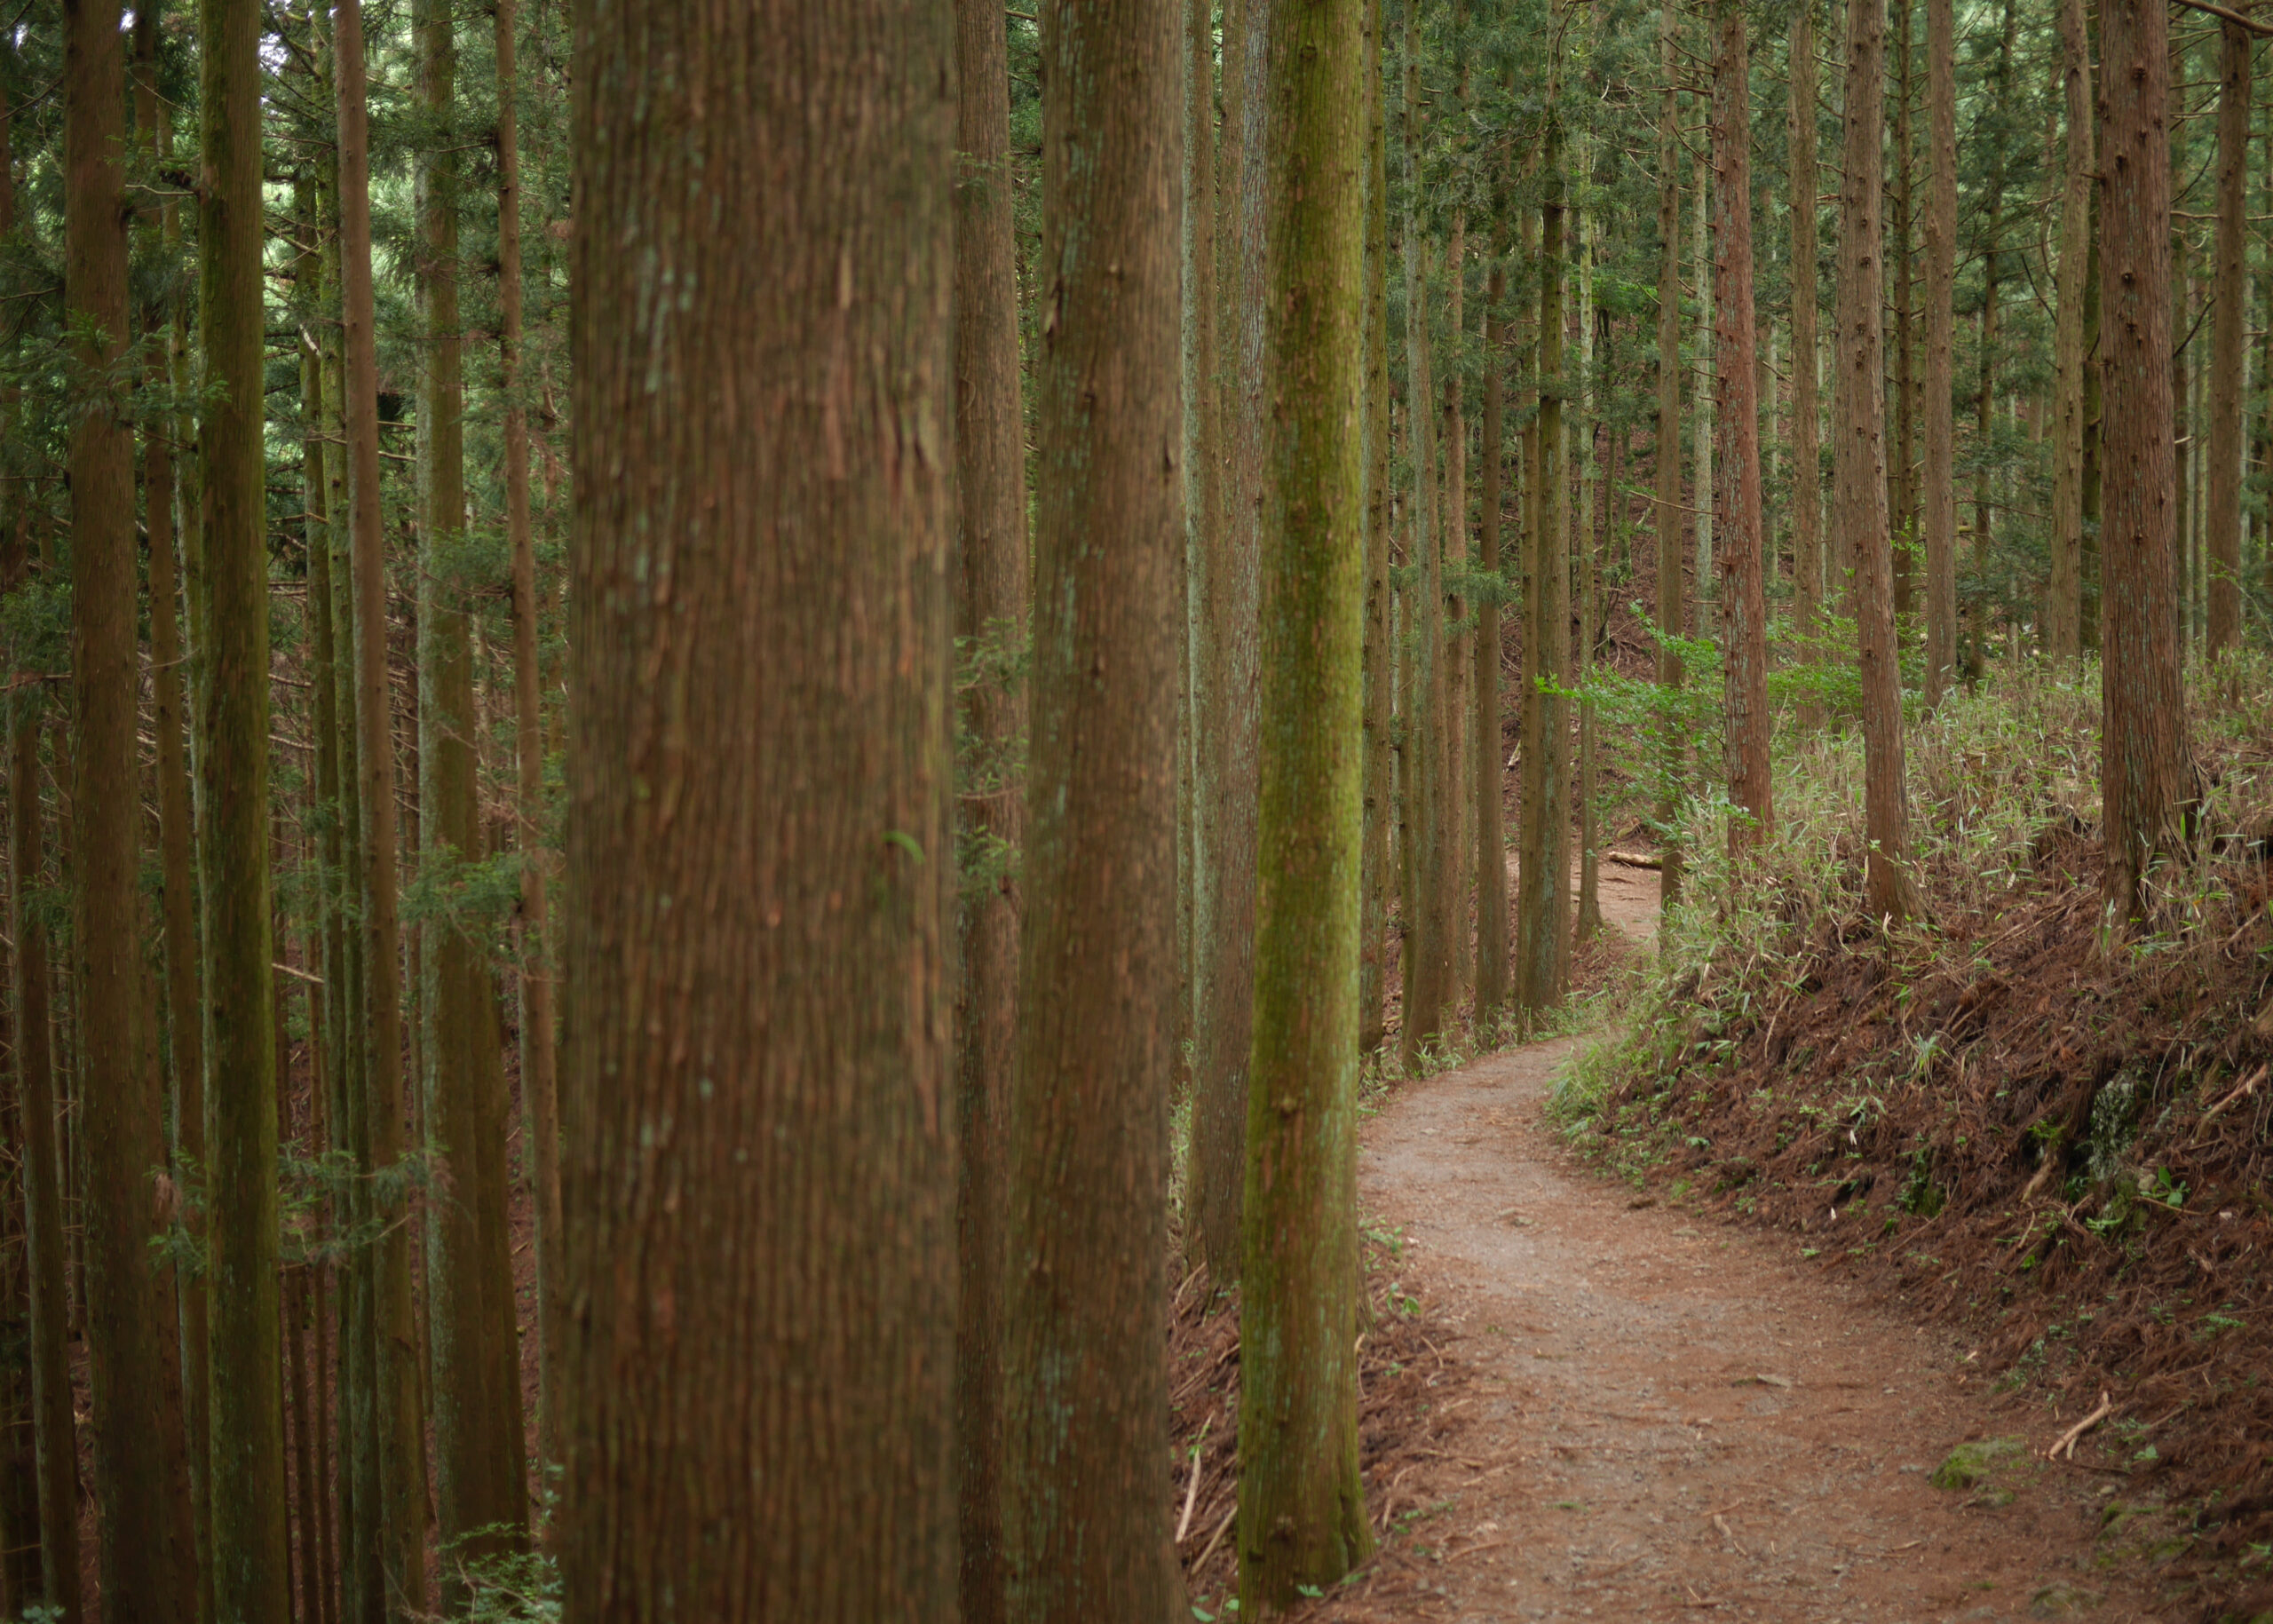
[1349,955,2169,1620]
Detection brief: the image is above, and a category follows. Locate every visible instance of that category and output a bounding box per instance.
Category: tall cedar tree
[414,0,529,1580]
[1475,243,1509,1015]
[1833,0,1915,923]
[1358,0,1393,1051]
[335,0,431,1604]
[1788,0,1820,728]
[1922,0,1958,703]
[564,0,958,1612]
[2047,0,2092,662]
[1655,0,1685,900]
[2096,0,2192,918]
[2206,20,2247,660]
[1007,0,1181,1611]
[952,0,1026,1611]
[67,0,201,1608]
[0,87,30,1613]
[1191,0,1260,1281]
[1238,0,1374,1604]
[1713,0,1770,851]
[199,0,291,1604]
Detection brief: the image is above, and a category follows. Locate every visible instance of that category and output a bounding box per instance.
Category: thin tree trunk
[1575,202,1603,940]
[1835,0,1916,923]
[2206,18,2246,660]
[563,0,958,1612]
[493,0,562,1479]
[1191,0,1259,1279]
[1359,0,1394,1050]
[1441,196,1469,1017]
[1790,0,1820,725]
[1237,0,1373,1601]
[1715,0,1770,853]
[1474,250,1509,1016]
[1008,0,1181,1612]
[1891,0,1914,623]
[1694,151,1714,616]
[954,0,1028,1612]
[2046,0,2092,663]
[68,0,201,1604]
[199,0,289,1603]
[2097,0,2191,920]
[1657,0,1687,901]
[1922,0,1958,700]
[334,0,430,1604]
[1398,10,1444,1059]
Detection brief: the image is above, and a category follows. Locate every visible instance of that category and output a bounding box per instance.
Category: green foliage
[440,1542,560,1624]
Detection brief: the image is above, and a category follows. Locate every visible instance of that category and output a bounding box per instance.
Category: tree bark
[1359,0,1394,1050]
[1657,0,1687,900]
[954,0,1028,1611]
[1474,249,1509,1017]
[1891,0,1914,623]
[495,0,563,1479]
[334,0,430,1605]
[1835,0,1916,923]
[1715,0,1770,855]
[198,0,290,1606]
[2206,18,2246,660]
[1007,0,1181,1613]
[563,0,959,1612]
[67,0,201,1606]
[1922,0,1958,698]
[2046,0,2093,663]
[2097,0,2192,919]
[1790,0,1821,728]
[1237,0,1374,1602]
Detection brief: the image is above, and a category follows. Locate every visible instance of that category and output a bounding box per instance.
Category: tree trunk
[333,0,429,1604]
[197,0,290,1605]
[1359,0,1394,1050]
[1790,0,1821,727]
[2097,0,2192,919]
[1517,107,1571,1010]
[1891,0,1914,623]
[1922,0,1958,698]
[1441,199,1469,1017]
[1715,0,1770,854]
[1007,0,1181,1613]
[562,0,958,1612]
[1693,150,1714,617]
[494,0,562,1478]
[1657,0,1686,901]
[2046,0,2092,663]
[1474,249,1509,1017]
[67,0,201,1606]
[1835,0,1916,923]
[954,0,1028,1610]
[414,0,528,1588]
[2206,18,2246,661]
[1576,205,1603,939]
[1237,0,1373,1602]
[1190,0,1259,1280]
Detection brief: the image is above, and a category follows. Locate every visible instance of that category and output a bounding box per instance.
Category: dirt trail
[1347,870,2168,1622]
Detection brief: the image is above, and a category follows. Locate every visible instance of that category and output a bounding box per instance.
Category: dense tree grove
[0,0,2255,1612]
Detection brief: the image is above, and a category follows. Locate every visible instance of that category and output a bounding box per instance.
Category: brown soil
[1177,873,2207,1623]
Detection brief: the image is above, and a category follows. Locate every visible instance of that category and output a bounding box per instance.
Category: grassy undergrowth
[1552,653,2273,1617]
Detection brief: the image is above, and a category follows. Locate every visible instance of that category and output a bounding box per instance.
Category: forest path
[1347,879,2166,1622]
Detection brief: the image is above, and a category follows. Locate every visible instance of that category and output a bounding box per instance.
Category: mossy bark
[1358,0,1393,1053]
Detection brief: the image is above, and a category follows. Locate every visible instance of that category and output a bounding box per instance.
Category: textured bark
[1657,0,1686,902]
[1190,0,1259,1282]
[1441,194,1469,1014]
[414,0,528,1587]
[1398,8,1445,1059]
[2206,20,2246,660]
[1576,211,1602,941]
[1358,0,1393,1051]
[2046,0,2092,663]
[2097,0,2192,919]
[1922,0,1958,700]
[564,1,958,1614]
[334,0,429,1605]
[1693,153,1714,611]
[198,0,290,1606]
[1715,0,1770,855]
[8,543,80,1624]
[495,0,562,1477]
[1834,0,1915,923]
[1969,0,2016,681]
[954,0,1027,1611]
[1891,0,1914,623]
[1789,0,1820,730]
[1007,0,1180,1614]
[1474,251,1509,1017]
[1237,0,1373,1603]
[67,0,201,1608]
[1517,112,1571,1010]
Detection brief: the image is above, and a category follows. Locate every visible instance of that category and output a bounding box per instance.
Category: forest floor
[1179,865,2194,1623]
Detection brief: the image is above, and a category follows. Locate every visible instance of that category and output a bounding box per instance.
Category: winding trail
[1345,865,2166,1622]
